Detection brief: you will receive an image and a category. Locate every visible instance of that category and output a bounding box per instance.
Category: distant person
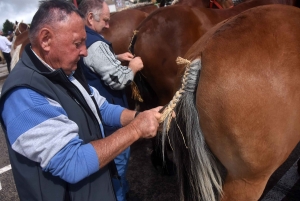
[6,31,14,42]
[0,1,162,201]
[0,30,12,72]
[79,0,144,200]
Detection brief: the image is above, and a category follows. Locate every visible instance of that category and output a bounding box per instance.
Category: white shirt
[0,35,12,53]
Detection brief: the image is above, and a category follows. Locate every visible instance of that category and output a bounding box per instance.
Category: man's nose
[80,45,88,57]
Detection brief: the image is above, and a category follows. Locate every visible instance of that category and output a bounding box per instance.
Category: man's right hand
[130,106,163,139]
[129,57,143,74]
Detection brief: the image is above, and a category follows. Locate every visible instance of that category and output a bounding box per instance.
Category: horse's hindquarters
[193,5,300,201]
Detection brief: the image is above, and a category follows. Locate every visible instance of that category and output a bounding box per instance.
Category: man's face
[93,2,110,34]
[45,13,87,75]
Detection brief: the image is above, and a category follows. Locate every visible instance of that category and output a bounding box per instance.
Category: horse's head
[13,22,30,37]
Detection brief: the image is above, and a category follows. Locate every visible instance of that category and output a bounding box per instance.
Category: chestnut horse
[102,0,234,113]
[130,0,300,108]
[102,0,234,56]
[128,3,159,13]
[101,9,148,55]
[160,4,300,201]
[128,0,300,176]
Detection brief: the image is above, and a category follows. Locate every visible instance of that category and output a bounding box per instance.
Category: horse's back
[134,4,158,13]
[102,9,148,54]
[190,4,300,200]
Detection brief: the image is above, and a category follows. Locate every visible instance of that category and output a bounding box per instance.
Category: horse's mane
[117,2,156,12]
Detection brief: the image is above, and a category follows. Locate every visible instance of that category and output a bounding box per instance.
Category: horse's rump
[131,0,300,108]
[162,4,300,201]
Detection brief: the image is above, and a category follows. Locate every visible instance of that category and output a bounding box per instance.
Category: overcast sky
[0,0,40,30]
[0,0,118,30]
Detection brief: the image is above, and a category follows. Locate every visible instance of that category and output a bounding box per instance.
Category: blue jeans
[112,146,130,201]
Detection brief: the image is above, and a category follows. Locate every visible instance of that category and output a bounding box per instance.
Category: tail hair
[160,57,223,201]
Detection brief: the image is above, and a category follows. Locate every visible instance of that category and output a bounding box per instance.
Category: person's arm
[1,87,99,184]
[4,37,12,46]
[90,85,162,168]
[2,87,162,182]
[91,106,162,168]
[83,41,142,90]
[116,52,134,62]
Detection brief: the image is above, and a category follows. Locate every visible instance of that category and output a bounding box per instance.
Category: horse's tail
[160,57,223,201]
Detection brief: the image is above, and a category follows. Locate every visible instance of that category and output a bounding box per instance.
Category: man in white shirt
[0,30,12,72]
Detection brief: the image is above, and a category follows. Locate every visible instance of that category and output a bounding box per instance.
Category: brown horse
[131,0,300,108]
[101,9,149,55]
[160,4,300,201]
[130,3,159,13]
[129,0,300,177]
[102,0,234,111]
[102,0,234,56]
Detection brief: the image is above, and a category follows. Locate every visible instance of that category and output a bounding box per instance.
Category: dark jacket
[79,26,129,136]
[0,44,116,201]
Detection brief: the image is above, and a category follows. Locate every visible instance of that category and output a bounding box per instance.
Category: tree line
[1,20,14,36]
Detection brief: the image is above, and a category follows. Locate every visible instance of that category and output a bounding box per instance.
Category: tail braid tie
[159,57,192,129]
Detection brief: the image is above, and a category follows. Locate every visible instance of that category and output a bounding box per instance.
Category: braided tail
[160,57,223,201]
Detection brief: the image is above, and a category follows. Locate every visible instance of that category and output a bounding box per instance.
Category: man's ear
[87,12,94,26]
[39,28,52,51]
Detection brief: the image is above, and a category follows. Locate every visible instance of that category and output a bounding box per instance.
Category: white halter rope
[14,21,30,35]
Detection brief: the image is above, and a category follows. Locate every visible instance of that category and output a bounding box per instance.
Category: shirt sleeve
[5,37,12,46]
[1,87,100,184]
[90,86,124,127]
[83,41,134,90]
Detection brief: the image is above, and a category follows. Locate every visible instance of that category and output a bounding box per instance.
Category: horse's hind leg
[221,173,271,201]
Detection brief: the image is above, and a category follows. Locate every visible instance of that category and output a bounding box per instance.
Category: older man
[0,1,161,201]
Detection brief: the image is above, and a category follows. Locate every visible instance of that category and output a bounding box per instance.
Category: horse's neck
[14,30,29,47]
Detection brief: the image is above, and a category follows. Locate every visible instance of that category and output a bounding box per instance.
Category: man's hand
[130,106,163,139]
[117,52,134,62]
[128,57,143,75]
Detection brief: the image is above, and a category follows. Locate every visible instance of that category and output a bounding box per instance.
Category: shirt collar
[30,46,55,72]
